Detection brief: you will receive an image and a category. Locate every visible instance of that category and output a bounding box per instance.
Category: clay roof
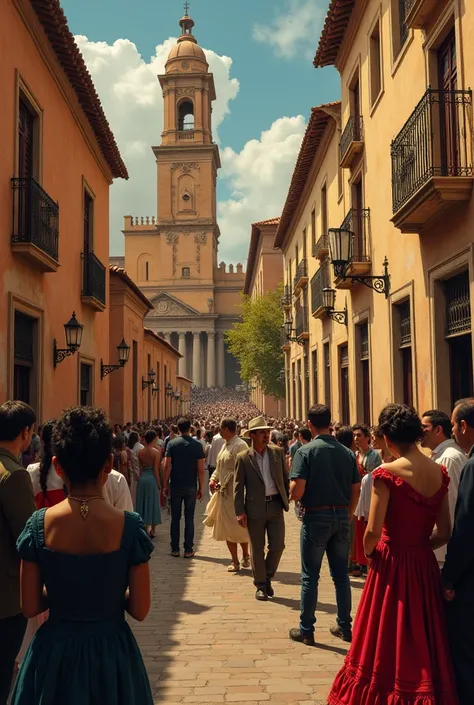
[274,102,341,249]
[109,266,153,309]
[176,375,193,384]
[313,0,356,68]
[144,328,181,358]
[30,0,127,179]
[244,217,281,295]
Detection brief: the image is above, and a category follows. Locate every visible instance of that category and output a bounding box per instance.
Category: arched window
[178,100,194,131]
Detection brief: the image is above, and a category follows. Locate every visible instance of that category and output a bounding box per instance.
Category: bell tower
[153,8,220,280]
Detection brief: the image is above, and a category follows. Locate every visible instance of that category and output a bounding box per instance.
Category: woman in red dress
[328,404,458,705]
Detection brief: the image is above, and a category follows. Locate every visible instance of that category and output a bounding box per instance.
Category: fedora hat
[240,428,250,439]
[248,416,273,433]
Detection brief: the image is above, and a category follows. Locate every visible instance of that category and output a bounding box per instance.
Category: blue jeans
[300,509,352,635]
[170,487,197,553]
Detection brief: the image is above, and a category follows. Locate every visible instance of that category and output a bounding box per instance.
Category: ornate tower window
[178,101,194,131]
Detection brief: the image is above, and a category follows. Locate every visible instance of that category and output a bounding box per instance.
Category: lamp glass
[117,338,130,364]
[149,368,156,383]
[328,228,352,267]
[166,382,173,391]
[64,312,83,349]
[322,287,336,310]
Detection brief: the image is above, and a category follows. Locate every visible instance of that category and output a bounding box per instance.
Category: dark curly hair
[378,404,423,445]
[39,421,56,497]
[53,407,113,486]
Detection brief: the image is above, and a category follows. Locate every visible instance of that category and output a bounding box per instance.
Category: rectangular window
[358,322,371,425]
[145,261,149,281]
[14,311,36,404]
[311,208,316,246]
[132,341,138,423]
[297,358,303,421]
[302,228,307,260]
[304,353,310,417]
[370,20,382,105]
[80,363,92,406]
[312,348,318,405]
[444,271,473,405]
[321,184,328,236]
[398,300,413,407]
[84,190,93,254]
[324,342,331,408]
[339,345,350,425]
[18,98,36,180]
[391,0,409,60]
[291,361,296,419]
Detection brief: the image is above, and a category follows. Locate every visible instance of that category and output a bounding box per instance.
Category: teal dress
[12,509,154,705]
[136,467,161,525]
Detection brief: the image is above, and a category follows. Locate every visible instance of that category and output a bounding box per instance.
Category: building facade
[278,0,474,423]
[244,218,285,416]
[122,10,244,389]
[0,0,127,421]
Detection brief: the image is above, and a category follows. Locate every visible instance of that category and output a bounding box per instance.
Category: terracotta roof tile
[313,0,356,68]
[244,218,281,295]
[252,217,281,227]
[31,0,128,179]
[274,102,341,249]
[109,266,153,309]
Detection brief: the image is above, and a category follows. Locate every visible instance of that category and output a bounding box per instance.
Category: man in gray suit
[234,416,289,601]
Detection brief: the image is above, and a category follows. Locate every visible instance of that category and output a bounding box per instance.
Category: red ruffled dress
[328,466,458,705]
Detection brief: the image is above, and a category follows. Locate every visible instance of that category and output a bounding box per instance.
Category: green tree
[225,286,285,400]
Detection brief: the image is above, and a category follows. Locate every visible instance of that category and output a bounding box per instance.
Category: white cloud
[76,35,305,263]
[218,116,306,263]
[253,0,324,59]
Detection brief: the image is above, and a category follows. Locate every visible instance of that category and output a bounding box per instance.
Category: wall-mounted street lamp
[166,382,174,397]
[328,227,390,298]
[142,368,156,390]
[283,316,306,348]
[53,312,84,368]
[101,338,130,379]
[321,288,348,326]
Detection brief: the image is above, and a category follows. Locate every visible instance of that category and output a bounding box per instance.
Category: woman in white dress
[204,418,251,572]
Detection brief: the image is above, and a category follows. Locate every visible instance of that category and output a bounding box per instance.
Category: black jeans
[300,509,352,635]
[170,487,197,553]
[0,613,27,705]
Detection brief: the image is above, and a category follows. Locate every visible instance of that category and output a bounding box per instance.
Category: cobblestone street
[131,498,364,705]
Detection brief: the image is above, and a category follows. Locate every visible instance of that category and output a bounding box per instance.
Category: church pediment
[148,292,200,317]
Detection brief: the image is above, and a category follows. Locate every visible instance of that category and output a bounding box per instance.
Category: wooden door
[18,100,34,180]
[438,30,458,174]
[353,180,364,260]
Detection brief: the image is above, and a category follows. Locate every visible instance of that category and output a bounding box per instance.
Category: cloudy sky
[61,0,338,264]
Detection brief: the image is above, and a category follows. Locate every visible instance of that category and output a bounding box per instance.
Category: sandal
[227,562,240,572]
[241,556,251,569]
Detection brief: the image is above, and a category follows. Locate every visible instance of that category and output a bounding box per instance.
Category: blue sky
[61,0,339,262]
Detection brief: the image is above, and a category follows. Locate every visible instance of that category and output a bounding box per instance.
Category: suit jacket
[234,444,289,519]
[442,449,474,598]
[0,448,35,619]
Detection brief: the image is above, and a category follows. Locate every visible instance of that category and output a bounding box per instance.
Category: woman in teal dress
[136,430,162,538]
[12,406,154,705]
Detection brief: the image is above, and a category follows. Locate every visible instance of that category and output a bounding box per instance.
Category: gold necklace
[68,495,104,519]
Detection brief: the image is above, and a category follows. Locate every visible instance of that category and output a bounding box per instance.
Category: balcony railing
[293,258,308,291]
[177,130,195,140]
[11,177,59,271]
[281,328,290,349]
[340,116,364,167]
[281,284,292,308]
[341,208,371,262]
[295,305,309,339]
[312,234,329,260]
[82,252,106,310]
[391,89,473,229]
[311,261,331,317]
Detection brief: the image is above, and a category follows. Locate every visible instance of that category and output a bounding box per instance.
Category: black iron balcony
[340,116,364,168]
[280,327,291,350]
[311,261,331,318]
[331,208,371,288]
[11,177,59,272]
[312,234,329,260]
[293,258,308,292]
[281,284,292,309]
[295,305,309,341]
[391,89,473,232]
[82,252,106,311]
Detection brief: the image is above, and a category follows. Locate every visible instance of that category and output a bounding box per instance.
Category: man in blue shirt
[289,405,361,646]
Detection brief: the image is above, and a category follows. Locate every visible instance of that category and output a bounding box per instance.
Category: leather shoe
[266,581,274,598]
[330,624,352,643]
[255,589,268,601]
[289,628,315,646]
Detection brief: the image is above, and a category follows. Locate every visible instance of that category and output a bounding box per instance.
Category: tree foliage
[225,285,285,400]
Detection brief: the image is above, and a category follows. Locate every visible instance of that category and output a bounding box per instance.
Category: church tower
[123,8,244,389]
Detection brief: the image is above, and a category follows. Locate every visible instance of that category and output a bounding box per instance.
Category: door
[353,79,361,139]
[449,335,473,407]
[353,179,364,261]
[18,100,35,238]
[83,191,93,255]
[438,30,458,174]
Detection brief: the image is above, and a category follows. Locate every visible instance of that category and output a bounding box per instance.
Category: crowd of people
[1,389,474,704]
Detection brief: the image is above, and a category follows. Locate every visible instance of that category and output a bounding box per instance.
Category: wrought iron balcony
[295,305,309,341]
[311,261,331,319]
[333,208,371,289]
[293,258,308,292]
[11,178,59,272]
[280,328,291,351]
[281,284,292,309]
[340,116,364,168]
[403,0,442,29]
[312,234,329,260]
[391,89,473,232]
[82,252,106,311]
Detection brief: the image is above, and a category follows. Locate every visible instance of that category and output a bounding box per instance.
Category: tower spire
[184,1,190,15]
[179,2,195,39]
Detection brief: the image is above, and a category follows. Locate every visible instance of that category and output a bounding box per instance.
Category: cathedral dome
[165,12,208,73]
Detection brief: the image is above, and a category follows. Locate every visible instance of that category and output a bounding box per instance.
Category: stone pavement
[131,497,364,705]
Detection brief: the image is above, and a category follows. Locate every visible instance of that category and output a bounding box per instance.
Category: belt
[304,505,349,512]
[265,495,279,502]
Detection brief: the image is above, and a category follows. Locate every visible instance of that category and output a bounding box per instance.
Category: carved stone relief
[170,162,200,173]
[151,293,198,317]
[194,232,207,273]
[177,87,195,97]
